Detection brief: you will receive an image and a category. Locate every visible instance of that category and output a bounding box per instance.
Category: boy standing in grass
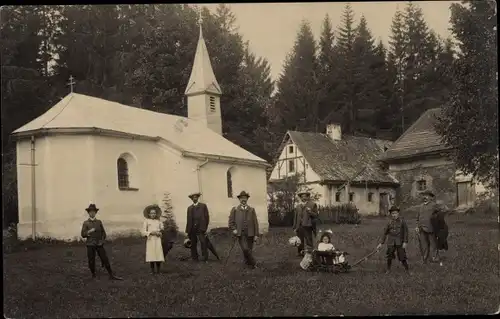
[80,203,123,280]
[377,205,410,274]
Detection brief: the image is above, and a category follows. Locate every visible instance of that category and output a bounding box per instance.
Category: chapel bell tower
[184,10,223,135]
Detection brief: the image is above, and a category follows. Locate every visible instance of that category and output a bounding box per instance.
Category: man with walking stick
[228,191,260,269]
[416,190,441,264]
[185,192,210,262]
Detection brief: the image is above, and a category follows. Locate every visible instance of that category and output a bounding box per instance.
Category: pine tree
[351,15,379,136]
[317,14,338,131]
[435,0,498,187]
[272,20,321,133]
[331,3,357,134]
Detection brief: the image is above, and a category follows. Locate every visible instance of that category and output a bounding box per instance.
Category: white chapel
[12,23,270,240]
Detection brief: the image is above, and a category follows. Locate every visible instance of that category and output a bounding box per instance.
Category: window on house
[288,160,295,173]
[209,96,216,112]
[227,169,233,198]
[117,158,129,189]
[367,192,373,202]
[288,145,294,154]
[335,192,341,202]
[349,192,354,202]
[417,179,427,191]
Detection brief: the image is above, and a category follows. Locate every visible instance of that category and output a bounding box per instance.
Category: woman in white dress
[142,205,165,274]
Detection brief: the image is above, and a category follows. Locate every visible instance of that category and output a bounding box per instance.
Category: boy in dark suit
[228,191,260,269]
[185,192,210,262]
[377,205,410,274]
[80,203,122,280]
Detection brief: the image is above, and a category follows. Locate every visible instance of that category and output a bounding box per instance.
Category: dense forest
[1,2,497,224]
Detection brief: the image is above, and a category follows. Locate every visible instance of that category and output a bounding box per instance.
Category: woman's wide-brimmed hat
[143,204,162,219]
[389,205,400,212]
[420,190,435,197]
[236,191,250,199]
[85,203,99,212]
[297,191,311,197]
[188,192,202,199]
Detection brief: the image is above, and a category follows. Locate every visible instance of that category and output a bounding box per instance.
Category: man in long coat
[293,191,319,256]
[228,191,260,269]
[416,190,442,264]
[185,192,210,262]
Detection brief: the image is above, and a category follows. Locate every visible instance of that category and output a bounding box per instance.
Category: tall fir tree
[271,20,321,134]
[329,3,357,134]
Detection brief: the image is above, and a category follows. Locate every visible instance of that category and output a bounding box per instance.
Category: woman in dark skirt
[431,208,449,264]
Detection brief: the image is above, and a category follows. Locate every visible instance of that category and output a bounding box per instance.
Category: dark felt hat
[420,190,435,197]
[85,203,99,212]
[183,238,192,249]
[236,191,250,198]
[143,204,162,219]
[389,205,400,212]
[297,191,311,197]
[188,192,202,199]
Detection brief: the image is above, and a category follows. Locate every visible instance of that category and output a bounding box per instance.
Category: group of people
[292,189,449,273]
[80,190,261,279]
[79,186,448,280]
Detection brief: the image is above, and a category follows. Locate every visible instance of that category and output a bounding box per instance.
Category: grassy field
[3,214,500,317]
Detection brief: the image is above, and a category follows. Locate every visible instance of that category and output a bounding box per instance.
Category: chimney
[326,123,342,141]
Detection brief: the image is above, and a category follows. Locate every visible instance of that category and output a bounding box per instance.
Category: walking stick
[351,248,380,268]
[224,236,237,267]
[416,227,424,262]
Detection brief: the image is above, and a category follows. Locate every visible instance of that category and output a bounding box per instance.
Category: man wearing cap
[80,203,122,280]
[416,190,442,264]
[293,191,318,257]
[228,191,260,269]
[185,192,210,262]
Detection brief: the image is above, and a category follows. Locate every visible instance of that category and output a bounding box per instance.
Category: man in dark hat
[228,191,260,269]
[80,203,122,280]
[293,191,318,257]
[416,190,442,264]
[185,192,210,262]
[377,205,410,274]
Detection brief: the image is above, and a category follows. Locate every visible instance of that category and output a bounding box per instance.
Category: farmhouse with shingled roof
[378,108,487,209]
[269,123,399,216]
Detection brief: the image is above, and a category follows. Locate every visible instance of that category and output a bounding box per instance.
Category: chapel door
[379,193,389,216]
[457,181,475,207]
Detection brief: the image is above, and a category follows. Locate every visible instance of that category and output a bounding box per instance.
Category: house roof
[286,131,398,185]
[12,93,267,165]
[378,108,451,161]
[184,28,222,96]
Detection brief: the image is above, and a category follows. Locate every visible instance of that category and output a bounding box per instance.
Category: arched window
[227,169,233,198]
[117,158,129,189]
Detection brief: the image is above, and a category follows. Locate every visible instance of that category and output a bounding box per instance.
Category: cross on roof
[198,5,203,34]
[67,75,76,93]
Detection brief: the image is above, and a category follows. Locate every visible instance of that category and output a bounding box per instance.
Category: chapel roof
[378,108,451,162]
[12,93,266,165]
[281,131,398,185]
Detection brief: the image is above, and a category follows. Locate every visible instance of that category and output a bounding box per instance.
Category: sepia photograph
[2,1,499,317]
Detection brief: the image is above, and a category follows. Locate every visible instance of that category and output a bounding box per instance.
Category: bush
[160,192,178,243]
[268,209,294,227]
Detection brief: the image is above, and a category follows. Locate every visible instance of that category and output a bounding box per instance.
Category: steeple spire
[184,5,222,97]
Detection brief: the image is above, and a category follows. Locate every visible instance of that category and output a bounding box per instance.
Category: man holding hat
[80,203,122,280]
[228,191,260,269]
[416,190,442,264]
[293,191,318,257]
[185,192,210,262]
